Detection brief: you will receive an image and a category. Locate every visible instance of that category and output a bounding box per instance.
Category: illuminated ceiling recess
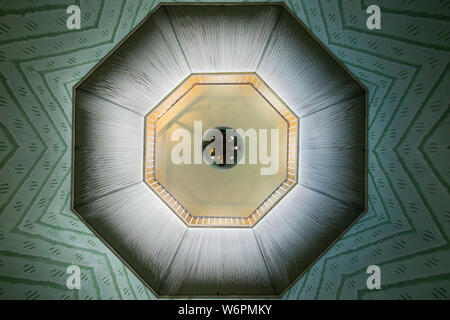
[146,73,297,227]
[73,4,367,296]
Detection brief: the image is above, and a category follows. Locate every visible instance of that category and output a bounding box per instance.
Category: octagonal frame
[144,73,299,228]
[70,2,369,297]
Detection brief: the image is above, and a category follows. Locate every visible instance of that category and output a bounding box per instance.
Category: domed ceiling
[1,0,448,301]
[72,3,367,296]
[147,73,295,227]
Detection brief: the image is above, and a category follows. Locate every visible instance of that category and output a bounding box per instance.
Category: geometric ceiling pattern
[72,3,366,296]
[144,73,298,228]
[0,0,448,299]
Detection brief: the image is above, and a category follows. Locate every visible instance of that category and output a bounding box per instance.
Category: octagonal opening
[72,3,367,297]
[144,74,298,227]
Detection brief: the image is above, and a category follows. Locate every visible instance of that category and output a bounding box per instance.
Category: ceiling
[0,0,447,300]
[72,4,366,296]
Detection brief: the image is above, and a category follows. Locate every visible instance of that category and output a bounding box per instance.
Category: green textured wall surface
[0,0,448,300]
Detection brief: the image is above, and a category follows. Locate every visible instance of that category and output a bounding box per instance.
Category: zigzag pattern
[284,0,450,299]
[0,0,448,299]
[0,0,158,300]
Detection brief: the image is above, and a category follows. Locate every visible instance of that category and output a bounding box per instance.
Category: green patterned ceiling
[0,0,448,299]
